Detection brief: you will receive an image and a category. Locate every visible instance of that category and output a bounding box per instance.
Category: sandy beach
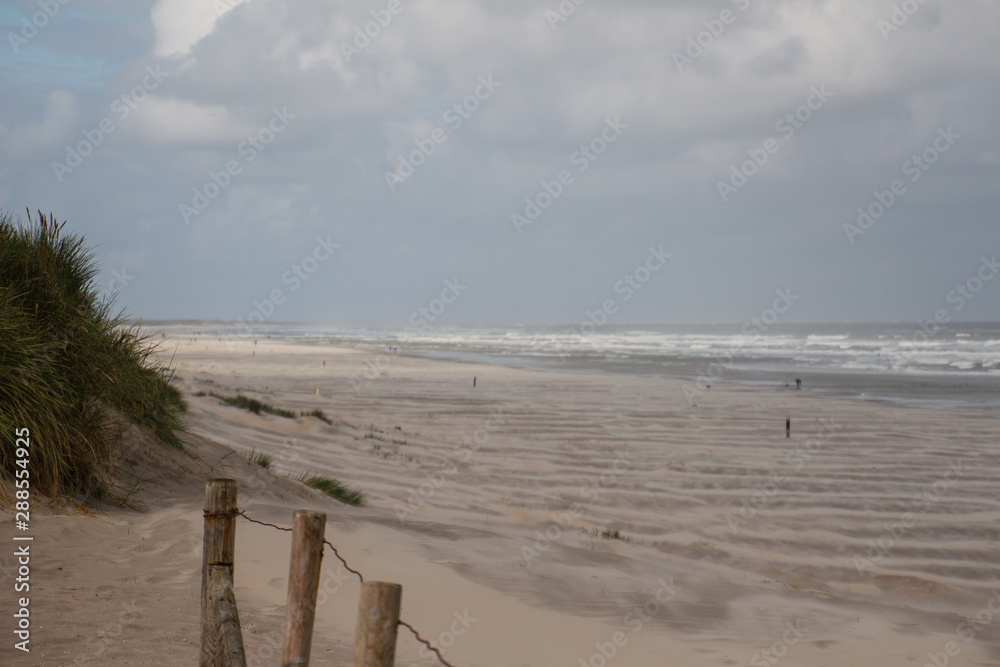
[4,335,1000,666]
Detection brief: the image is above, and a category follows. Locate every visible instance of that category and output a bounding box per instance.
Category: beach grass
[598,528,631,542]
[298,473,366,506]
[0,210,186,498]
[300,408,333,425]
[209,392,296,419]
[247,449,273,469]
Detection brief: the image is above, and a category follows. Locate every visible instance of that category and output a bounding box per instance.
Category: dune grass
[201,392,335,425]
[208,392,296,419]
[598,528,631,542]
[247,449,273,469]
[0,210,186,498]
[298,473,366,507]
[300,408,333,425]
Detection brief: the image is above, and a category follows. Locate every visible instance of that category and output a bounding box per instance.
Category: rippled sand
[161,337,999,666]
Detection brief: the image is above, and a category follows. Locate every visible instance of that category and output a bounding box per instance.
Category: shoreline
[150,320,1000,409]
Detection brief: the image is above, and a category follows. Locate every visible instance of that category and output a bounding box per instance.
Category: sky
[1,0,998,327]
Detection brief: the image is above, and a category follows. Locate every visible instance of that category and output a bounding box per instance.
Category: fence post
[353,582,402,667]
[200,478,245,667]
[281,510,327,666]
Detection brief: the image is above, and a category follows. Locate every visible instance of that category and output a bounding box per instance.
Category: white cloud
[125,97,252,145]
[150,0,251,57]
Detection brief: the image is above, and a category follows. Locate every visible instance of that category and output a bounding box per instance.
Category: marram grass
[208,392,296,419]
[247,449,273,469]
[298,473,366,507]
[0,210,186,498]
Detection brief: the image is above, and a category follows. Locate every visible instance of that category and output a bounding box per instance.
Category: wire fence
[237,510,457,667]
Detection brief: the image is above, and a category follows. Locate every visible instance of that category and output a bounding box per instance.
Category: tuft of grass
[298,473,366,507]
[596,528,631,542]
[209,392,296,419]
[300,408,332,425]
[247,449,272,469]
[0,210,186,498]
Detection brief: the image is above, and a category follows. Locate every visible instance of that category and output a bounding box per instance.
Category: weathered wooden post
[200,478,246,667]
[281,510,327,666]
[353,582,402,667]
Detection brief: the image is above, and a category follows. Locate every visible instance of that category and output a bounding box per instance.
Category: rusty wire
[236,509,457,667]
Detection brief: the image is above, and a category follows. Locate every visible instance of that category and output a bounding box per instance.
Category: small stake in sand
[786,416,791,438]
[282,511,327,667]
[353,582,402,667]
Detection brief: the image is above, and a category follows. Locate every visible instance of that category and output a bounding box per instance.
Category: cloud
[2,0,999,323]
[2,90,78,159]
[150,0,250,57]
[125,96,253,145]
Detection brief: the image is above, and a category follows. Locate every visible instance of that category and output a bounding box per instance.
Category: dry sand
[3,335,1000,666]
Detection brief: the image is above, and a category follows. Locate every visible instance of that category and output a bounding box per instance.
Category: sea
[171,322,1000,408]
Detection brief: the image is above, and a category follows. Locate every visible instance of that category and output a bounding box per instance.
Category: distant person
[795,378,802,390]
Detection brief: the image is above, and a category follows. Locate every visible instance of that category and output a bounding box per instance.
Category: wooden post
[201,479,245,667]
[205,567,246,666]
[281,510,327,667]
[353,582,402,667]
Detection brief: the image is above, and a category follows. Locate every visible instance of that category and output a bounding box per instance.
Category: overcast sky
[1,0,998,326]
